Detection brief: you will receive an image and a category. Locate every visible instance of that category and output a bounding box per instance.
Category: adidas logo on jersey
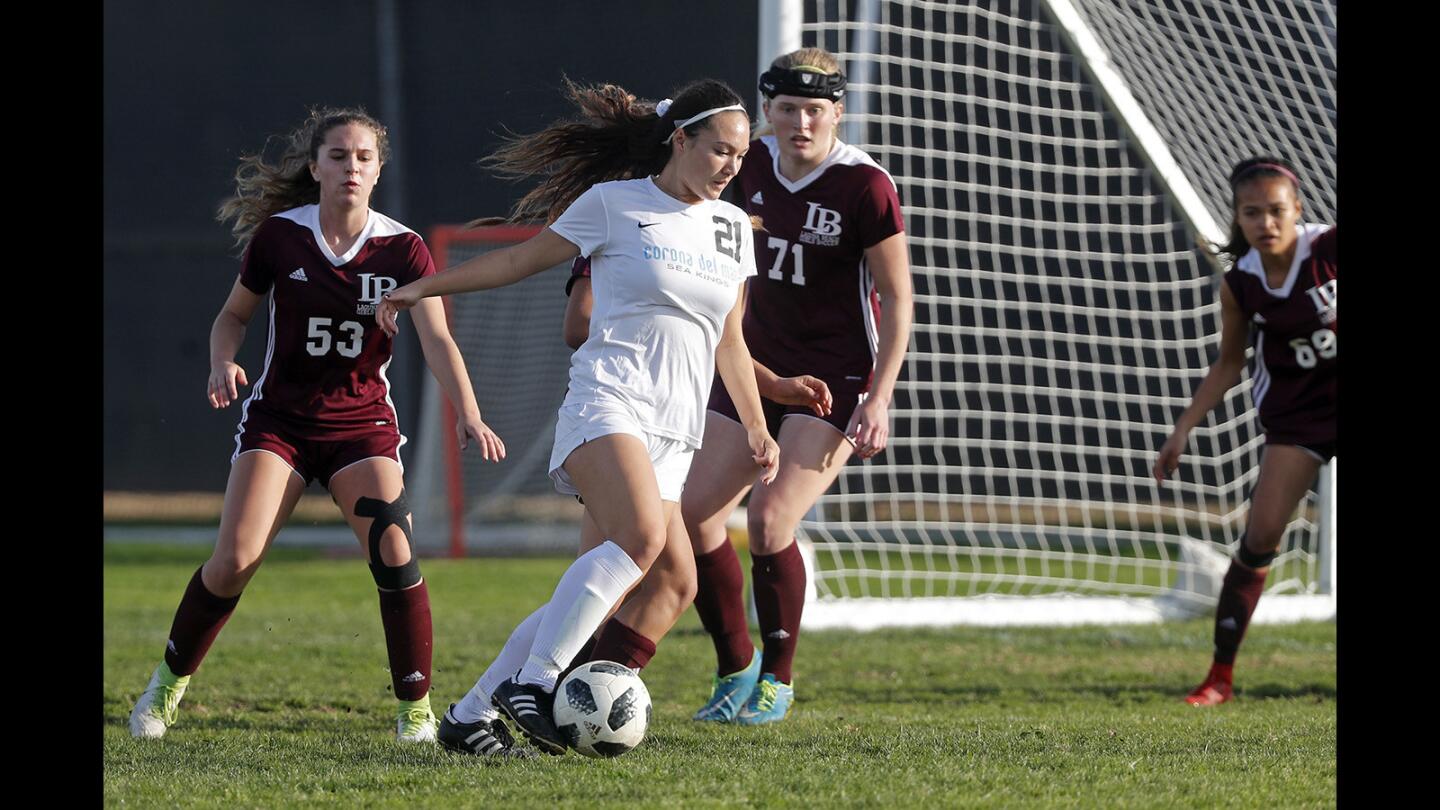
[750,191,764,205]
[289,267,309,282]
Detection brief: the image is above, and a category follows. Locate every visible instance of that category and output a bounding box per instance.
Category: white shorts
[548,401,696,503]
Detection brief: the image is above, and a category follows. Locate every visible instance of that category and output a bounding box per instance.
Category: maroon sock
[751,541,805,684]
[590,618,658,671]
[378,581,433,700]
[164,566,242,676]
[1213,559,1268,666]
[693,543,755,676]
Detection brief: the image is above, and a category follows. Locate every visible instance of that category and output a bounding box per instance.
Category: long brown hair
[216,107,390,252]
[477,78,746,225]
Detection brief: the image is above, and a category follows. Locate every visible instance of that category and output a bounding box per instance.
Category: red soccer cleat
[1184,667,1234,706]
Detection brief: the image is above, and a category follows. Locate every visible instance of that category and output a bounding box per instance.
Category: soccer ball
[553,661,652,758]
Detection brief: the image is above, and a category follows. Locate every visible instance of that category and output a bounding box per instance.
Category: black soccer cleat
[491,678,568,755]
[437,703,533,758]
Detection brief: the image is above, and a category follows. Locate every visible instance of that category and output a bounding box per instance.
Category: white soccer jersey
[549,177,759,447]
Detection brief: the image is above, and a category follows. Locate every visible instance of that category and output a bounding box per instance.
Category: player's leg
[735,415,854,725]
[595,503,697,669]
[444,511,614,757]
[129,450,305,738]
[682,411,768,721]
[1186,443,1323,706]
[492,433,669,753]
[328,456,438,742]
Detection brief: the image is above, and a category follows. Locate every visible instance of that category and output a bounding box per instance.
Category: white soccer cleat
[129,665,190,739]
[396,699,440,743]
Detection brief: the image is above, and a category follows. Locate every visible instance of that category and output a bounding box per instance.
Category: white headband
[661,102,747,144]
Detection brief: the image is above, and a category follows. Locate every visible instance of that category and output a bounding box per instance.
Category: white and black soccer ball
[553,661,652,758]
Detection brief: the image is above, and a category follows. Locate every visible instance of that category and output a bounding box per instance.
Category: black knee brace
[1236,535,1277,570]
[355,489,421,590]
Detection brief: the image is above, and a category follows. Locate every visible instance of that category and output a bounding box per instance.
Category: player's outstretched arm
[715,286,780,484]
[377,229,581,336]
[409,297,506,463]
[1154,282,1248,482]
[847,232,913,458]
[207,278,264,409]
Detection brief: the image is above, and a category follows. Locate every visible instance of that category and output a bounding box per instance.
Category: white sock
[518,540,642,690]
[451,603,547,724]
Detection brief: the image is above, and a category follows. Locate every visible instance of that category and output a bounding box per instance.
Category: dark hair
[478,78,747,225]
[1218,155,1302,260]
[216,107,389,253]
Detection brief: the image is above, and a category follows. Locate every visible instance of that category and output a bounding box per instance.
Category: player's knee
[647,560,698,616]
[202,551,260,596]
[616,523,668,571]
[355,491,421,590]
[374,525,413,567]
[747,502,797,553]
[1241,518,1287,556]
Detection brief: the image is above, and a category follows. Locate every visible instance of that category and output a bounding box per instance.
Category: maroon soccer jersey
[236,205,436,434]
[734,137,905,389]
[1224,223,1336,446]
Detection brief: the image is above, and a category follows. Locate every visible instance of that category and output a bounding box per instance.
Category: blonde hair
[773,47,842,74]
[757,47,844,138]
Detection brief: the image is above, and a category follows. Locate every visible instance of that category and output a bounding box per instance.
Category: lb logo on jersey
[1304,278,1336,325]
[355,273,397,315]
[798,202,842,246]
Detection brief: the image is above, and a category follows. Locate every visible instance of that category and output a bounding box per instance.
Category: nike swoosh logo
[638,222,660,228]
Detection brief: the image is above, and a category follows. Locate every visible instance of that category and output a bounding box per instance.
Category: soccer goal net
[759,0,1336,627]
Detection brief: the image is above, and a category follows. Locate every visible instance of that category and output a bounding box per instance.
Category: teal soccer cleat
[734,673,794,725]
[692,650,761,723]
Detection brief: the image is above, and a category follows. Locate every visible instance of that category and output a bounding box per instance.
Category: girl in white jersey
[378,79,780,755]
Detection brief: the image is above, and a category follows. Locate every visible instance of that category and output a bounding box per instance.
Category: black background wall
[104,1,759,491]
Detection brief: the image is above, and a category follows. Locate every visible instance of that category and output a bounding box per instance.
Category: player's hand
[207,361,249,409]
[1153,430,1188,483]
[846,395,890,459]
[458,413,506,463]
[747,426,780,485]
[377,284,421,337]
[768,374,833,417]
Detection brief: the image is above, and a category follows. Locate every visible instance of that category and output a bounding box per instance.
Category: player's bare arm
[207,278,265,409]
[377,228,580,336]
[1154,281,1249,482]
[562,275,593,350]
[715,285,780,483]
[409,296,507,463]
[846,231,913,458]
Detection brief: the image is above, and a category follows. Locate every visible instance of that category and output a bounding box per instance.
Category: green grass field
[104,543,1336,808]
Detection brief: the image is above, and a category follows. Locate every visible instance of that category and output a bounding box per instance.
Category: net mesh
[795,0,1335,608]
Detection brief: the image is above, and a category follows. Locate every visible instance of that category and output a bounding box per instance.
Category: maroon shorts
[1267,436,1336,464]
[706,374,864,443]
[232,407,405,488]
